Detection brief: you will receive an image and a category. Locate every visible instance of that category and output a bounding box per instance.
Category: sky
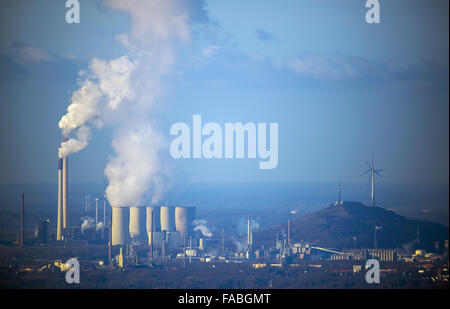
[0,0,448,187]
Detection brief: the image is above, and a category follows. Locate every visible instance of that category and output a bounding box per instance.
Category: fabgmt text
[178,293,271,306]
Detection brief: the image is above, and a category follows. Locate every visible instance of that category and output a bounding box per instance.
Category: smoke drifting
[57,0,208,207]
[58,56,137,159]
[81,217,95,233]
[193,219,213,237]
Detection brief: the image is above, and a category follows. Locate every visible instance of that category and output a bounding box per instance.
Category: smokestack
[287,218,291,246]
[160,206,175,232]
[112,207,130,245]
[247,214,250,247]
[95,198,99,225]
[103,196,106,226]
[57,159,63,241]
[129,207,146,243]
[338,181,342,205]
[175,206,195,245]
[62,156,68,235]
[20,193,24,247]
[221,229,225,256]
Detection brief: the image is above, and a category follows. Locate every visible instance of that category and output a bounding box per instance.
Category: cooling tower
[62,156,68,231]
[129,207,147,243]
[112,207,130,245]
[146,206,161,246]
[56,159,63,241]
[160,206,175,232]
[175,206,196,245]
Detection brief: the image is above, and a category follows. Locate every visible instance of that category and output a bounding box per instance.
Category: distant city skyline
[0,0,448,185]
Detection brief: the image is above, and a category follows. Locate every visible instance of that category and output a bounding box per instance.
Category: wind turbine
[361,155,385,207]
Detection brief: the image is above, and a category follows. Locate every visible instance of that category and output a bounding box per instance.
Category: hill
[254,201,448,251]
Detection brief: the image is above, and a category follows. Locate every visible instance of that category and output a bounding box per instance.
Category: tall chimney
[95,198,99,225]
[57,159,63,241]
[287,218,291,246]
[103,196,106,226]
[247,214,250,247]
[62,156,68,236]
[20,193,24,247]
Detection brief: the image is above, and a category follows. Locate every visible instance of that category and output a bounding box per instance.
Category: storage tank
[175,206,196,245]
[160,206,175,232]
[129,207,146,243]
[112,207,130,245]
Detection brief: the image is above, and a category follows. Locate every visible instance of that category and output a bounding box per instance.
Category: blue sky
[0,0,448,185]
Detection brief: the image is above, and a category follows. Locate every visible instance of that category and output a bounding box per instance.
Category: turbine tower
[361,154,385,207]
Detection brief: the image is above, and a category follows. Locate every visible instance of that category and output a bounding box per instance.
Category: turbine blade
[365,160,372,169]
[375,171,383,177]
[361,169,371,176]
[368,175,372,185]
[375,169,386,173]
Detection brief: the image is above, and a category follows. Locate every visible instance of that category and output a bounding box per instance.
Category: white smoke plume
[96,222,104,231]
[193,219,213,237]
[104,124,165,206]
[58,56,137,158]
[81,217,95,233]
[232,237,247,253]
[57,0,208,207]
[58,125,91,159]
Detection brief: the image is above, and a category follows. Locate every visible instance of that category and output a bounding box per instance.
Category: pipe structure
[112,207,130,245]
[57,159,63,241]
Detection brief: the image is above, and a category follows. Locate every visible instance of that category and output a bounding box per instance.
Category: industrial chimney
[57,159,63,241]
[62,156,68,235]
[129,207,147,243]
[112,207,130,245]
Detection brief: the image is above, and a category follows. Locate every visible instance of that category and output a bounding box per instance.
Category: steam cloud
[57,0,208,207]
[81,217,95,233]
[193,219,213,237]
